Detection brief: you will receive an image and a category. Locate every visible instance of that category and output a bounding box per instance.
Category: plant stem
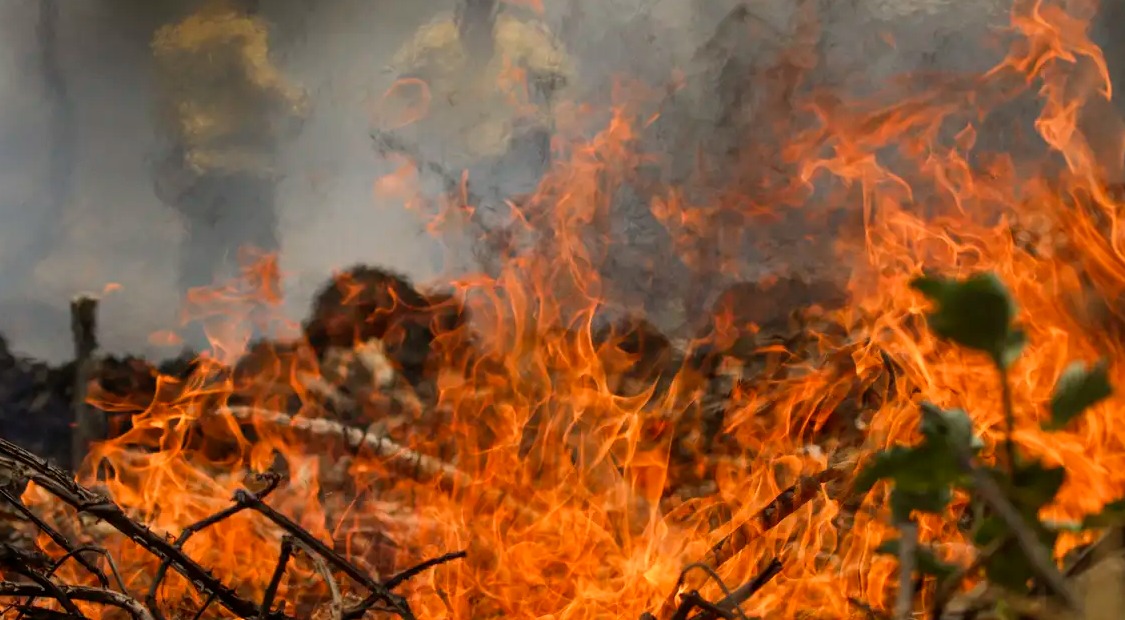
[895,520,918,620]
[997,364,1017,474]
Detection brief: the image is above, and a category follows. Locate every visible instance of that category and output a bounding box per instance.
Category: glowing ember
[12,0,1125,618]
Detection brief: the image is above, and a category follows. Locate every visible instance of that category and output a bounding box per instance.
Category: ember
[5,0,1125,618]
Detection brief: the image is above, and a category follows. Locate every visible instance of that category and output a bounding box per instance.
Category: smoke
[0,0,448,362]
[0,0,1121,361]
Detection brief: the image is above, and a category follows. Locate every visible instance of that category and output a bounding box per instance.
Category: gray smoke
[0,0,1121,362]
[0,0,450,362]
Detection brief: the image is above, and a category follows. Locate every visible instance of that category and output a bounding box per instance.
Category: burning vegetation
[6,0,1125,618]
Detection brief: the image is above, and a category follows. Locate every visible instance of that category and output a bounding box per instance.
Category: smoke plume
[0,0,1122,360]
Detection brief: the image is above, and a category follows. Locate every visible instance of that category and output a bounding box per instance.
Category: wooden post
[69,295,101,473]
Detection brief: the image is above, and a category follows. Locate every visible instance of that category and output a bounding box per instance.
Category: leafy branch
[858,272,1116,618]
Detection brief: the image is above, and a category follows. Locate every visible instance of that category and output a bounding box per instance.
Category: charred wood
[0,436,444,619]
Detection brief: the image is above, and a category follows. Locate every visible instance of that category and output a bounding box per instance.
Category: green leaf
[1009,460,1066,513]
[1082,498,1125,529]
[857,404,981,518]
[891,487,952,522]
[855,446,917,494]
[856,443,962,492]
[857,447,956,522]
[910,273,1021,366]
[920,403,983,454]
[875,539,958,581]
[1045,360,1112,431]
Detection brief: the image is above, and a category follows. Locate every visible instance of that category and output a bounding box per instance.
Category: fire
[13,0,1125,618]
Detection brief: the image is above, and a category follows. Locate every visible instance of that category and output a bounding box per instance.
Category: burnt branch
[0,438,423,619]
[0,436,282,620]
[189,592,217,620]
[648,557,783,620]
[144,471,282,615]
[292,539,343,620]
[341,551,468,619]
[220,406,538,522]
[0,582,151,620]
[232,489,412,618]
[647,453,850,620]
[382,551,467,590]
[710,464,849,568]
[688,559,783,620]
[45,545,128,594]
[224,407,471,493]
[1,545,86,619]
[260,536,295,618]
[18,544,131,615]
[0,488,108,588]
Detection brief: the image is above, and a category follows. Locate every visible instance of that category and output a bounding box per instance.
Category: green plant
[857,272,1115,617]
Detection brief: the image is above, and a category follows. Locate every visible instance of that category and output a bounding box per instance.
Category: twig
[676,592,734,620]
[0,488,108,587]
[668,564,739,620]
[223,405,542,521]
[894,521,918,620]
[931,535,1006,619]
[70,296,102,474]
[46,545,129,594]
[293,539,343,620]
[0,582,152,620]
[224,407,470,493]
[233,489,413,619]
[2,545,86,619]
[688,558,783,620]
[145,471,282,616]
[190,592,217,620]
[260,537,295,618]
[1060,525,1123,581]
[0,436,283,620]
[996,366,1017,475]
[710,465,849,568]
[649,458,849,620]
[340,551,470,620]
[383,551,467,590]
[653,562,746,620]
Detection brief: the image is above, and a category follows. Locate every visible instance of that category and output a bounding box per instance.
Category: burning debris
[0,255,881,618]
[0,436,463,619]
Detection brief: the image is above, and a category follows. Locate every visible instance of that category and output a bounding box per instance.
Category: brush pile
[0,261,886,618]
